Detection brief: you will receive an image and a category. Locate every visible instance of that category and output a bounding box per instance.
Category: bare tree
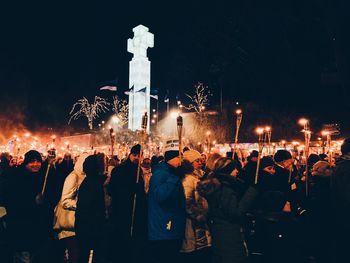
[112,96,129,127]
[184,82,212,114]
[68,96,110,130]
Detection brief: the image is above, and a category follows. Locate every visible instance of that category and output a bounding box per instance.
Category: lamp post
[298,118,311,196]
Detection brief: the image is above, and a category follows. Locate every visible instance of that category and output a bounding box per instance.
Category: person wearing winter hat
[75,155,107,262]
[311,161,332,177]
[130,143,141,155]
[148,139,186,263]
[22,149,43,172]
[163,139,180,163]
[330,138,350,262]
[4,150,54,262]
[181,150,211,260]
[241,150,259,185]
[183,150,202,170]
[274,150,292,164]
[108,143,147,262]
[196,157,257,263]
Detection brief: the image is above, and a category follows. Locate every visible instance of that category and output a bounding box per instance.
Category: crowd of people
[0,137,350,263]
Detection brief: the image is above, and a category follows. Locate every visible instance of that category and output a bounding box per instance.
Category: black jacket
[332,156,350,231]
[108,158,147,239]
[198,174,258,263]
[4,165,52,249]
[75,175,106,247]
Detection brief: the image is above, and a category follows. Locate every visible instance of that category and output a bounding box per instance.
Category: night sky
[1,1,349,138]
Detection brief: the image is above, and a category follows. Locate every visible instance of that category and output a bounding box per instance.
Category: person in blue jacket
[148,139,186,263]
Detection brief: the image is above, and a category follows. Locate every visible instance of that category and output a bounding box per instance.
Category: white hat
[183,150,201,163]
[164,139,179,152]
[164,139,180,162]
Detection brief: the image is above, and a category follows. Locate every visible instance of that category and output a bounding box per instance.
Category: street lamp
[170,110,179,119]
[111,115,120,125]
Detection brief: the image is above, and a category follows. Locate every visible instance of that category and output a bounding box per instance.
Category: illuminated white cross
[127,25,154,59]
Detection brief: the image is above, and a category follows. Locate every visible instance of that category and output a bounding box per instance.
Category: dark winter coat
[4,165,52,250]
[108,158,147,239]
[197,174,258,263]
[241,161,257,185]
[332,155,350,231]
[148,162,186,241]
[75,174,106,248]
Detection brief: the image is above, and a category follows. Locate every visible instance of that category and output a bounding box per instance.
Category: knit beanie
[215,158,239,175]
[183,150,201,163]
[312,161,331,176]
[23,150,42,165]
[249,150,259,158]
[274,150,292,163]
[260,156,275,169]
[164,139,180,162]
[130,144,141,155]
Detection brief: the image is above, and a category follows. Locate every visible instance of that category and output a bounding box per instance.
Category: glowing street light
[298,118,308,127]
[255,127,264,135]
[170,110,179,119]
[111,115,120,124]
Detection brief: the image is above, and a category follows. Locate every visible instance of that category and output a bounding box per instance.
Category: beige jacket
[57,153,90,240]
[181,170,212,252]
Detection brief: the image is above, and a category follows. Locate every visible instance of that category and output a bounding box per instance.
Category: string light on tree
[68,96,110,130]
[112,96,129,127]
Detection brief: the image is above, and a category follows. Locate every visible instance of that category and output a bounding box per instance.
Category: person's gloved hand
[35,193,44,205]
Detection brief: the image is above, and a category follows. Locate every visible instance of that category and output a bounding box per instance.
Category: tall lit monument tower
[127,25,154,132]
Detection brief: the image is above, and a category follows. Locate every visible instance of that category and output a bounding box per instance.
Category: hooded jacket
[148,162,186,241]
[197,173,258,263]
[57,153,90,239]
